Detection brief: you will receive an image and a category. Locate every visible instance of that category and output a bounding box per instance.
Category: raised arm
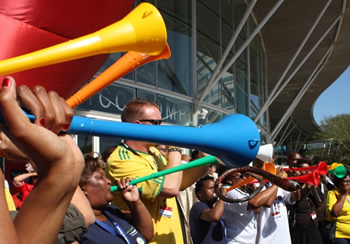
[0,77,84,244]
[118,177,154,241]
[199,187,227,222]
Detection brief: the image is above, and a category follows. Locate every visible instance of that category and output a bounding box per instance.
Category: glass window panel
[235,60,248,92]
[157,95,193,125]
[236,36,247,65]
[222,71,235,111]
[197,1,220,43]
[136,62,156,86]
[250,50,258,77]
[158,28,192,96]
[234,0,247,39]
[198,107,224,125]
[98,52,134,81]
[77,84,136,115]
[78,135,92,154]
[197,33,221,106]
[100,136,121,161]
[236,86,248,115]
[137,90,157,102]
[157,0,191,25]
[221,0,234,27]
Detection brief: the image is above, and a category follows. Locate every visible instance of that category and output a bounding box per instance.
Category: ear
[197,191,202,200]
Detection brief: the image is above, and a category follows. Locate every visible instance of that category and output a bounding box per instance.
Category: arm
[247,184,278,210]
[159,149,183,197]
[0,171,20,244]
[180,151,209,191]
[330,185,350,217]
[0,78,84,244]
[13,172,37,186]
[118,178,154,241]
[70,187,95,226]
[200,187,227,222]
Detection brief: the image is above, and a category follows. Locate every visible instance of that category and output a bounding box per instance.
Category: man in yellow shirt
[105,99,207,244]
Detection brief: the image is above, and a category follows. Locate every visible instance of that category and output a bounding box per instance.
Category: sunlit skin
[82,168,113,212]
[338,175,350,194]
[287,152,302,168]
[130,105,163,152]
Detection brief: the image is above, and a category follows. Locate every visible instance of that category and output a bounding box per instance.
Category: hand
[219,186,227,197]
[117,177,140,203]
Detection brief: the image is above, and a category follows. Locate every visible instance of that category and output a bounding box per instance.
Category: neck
[124,141,149,153]
[93,209,107,221]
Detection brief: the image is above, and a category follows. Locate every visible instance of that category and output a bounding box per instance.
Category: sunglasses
[139,119,163,125]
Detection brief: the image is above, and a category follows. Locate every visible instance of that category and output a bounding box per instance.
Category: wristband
[167,146,183,154]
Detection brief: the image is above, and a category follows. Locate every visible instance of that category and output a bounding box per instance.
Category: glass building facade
[75,0,269,154]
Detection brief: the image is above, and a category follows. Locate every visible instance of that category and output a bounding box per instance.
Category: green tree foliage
[307,114,350,166]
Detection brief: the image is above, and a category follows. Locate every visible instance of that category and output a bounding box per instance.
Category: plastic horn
[255,144,273,162]
[0,2,167,76]
[66,44,171,108]
[286,171,320,186]
[328,162,342,171]
[227,148,276,192]
[283,161,328,176]
[328,165,347,178]
[66,113,261,168]
[214,166,300,203]
[111,155,221,192]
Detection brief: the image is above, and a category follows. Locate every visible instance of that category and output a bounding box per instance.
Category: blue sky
[313,65,350,125]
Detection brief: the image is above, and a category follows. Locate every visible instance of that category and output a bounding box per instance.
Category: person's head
[333,171,350,193]
[79,152,112,210]
[102,146,117,163]
[223,172,246,189]
[287,152,302,168]
[121,99,162,125]
[195,175,217,204]
[253,158,265,169]
[205,164,217,176]
[295,157,312,175]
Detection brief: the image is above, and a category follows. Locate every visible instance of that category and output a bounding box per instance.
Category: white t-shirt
[222,189,257,244]
[255,187,295,244]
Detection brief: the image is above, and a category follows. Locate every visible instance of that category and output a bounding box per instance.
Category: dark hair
[333,170,350,188]
[121,99,160,123]
[191,150,199,159]
[195,175,214,199]
[295,157,313,167]
[79,152,105,186]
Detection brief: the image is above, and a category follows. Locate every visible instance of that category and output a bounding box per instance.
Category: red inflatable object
[0,0,134,99]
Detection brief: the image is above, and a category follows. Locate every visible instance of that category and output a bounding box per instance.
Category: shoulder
[109,145,133,161]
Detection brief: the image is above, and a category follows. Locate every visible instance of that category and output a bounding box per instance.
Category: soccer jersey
[255,187,294,244]
[222,189,257,244]
[105,145,184,244]
[326,190,350,238]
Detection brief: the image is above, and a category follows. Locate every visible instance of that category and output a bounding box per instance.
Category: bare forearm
[161,151,183,197]
[332,194,347,217]
[200,200,225,222]
[248,185,277,209]
[0,179,20,244]
[13,172,36,185]
[127,200,154,241]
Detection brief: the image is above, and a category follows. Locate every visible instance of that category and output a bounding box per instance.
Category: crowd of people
[1,76,349,243]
